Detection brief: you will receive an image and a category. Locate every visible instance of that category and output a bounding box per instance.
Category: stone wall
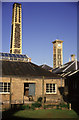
[0,77,64,108]
[44,78,64,104]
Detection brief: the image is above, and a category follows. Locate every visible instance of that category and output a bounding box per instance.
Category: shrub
[56,105,59,109]
[25,105,30,110]
[31,105,35,110]
[20,105,26,110]
[31,102,42,109]
[60,103,68,108]
[67,103,69,109]
[43,105,47,109]
[20,104,30,110]
[37,97,43,103]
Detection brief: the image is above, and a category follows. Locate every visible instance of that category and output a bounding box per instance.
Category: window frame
[46,83,57,94]
[0,82,10,94]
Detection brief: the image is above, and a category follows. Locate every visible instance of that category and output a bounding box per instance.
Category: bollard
[69,103,71,110]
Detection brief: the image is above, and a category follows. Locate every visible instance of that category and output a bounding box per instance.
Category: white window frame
[46,83,57,94]
[0,82,10,94]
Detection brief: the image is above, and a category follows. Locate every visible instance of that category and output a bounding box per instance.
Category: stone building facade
[1,77,64,104]
[0,60,64,108]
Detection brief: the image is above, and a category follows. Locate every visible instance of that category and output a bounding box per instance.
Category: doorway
[24,83,29,96]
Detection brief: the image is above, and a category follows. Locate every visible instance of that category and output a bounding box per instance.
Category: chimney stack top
[71,54,75,61]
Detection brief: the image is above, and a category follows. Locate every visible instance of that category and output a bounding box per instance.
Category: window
[0,82,10,93]
[24,83,35,96]
[15,7,17,22]
[58,49,61,54]
[58,61,61,66]
[46,83,57,94]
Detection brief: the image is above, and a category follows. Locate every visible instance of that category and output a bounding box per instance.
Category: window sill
[45,93,57,95]
[0,93,10,94]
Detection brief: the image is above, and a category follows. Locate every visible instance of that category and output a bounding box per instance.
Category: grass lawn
[11,109,79,119]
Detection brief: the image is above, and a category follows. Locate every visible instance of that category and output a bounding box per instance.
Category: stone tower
[10,3,22,54]
[52,39,63,69]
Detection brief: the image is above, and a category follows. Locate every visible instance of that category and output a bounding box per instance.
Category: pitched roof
[52,60,79,77]
[40,64,53,71]
[0,60,61,78]
[68,69,79,78]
